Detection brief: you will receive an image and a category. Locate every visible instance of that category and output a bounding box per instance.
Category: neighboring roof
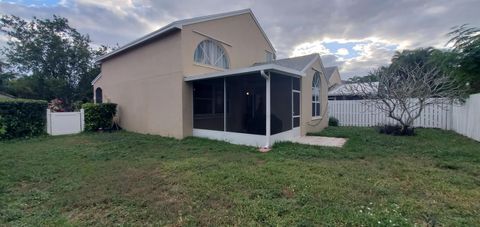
[0,91,14,99]
[253,53,320,73]
[324,66,338,80]
[184,63,305,82]
[96,9,275,63]
[328,82,379,96]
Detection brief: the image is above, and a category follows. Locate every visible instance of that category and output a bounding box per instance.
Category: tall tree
[390,47,436,68]
[447,24,480,93]
[0,15,107,106]
[348,71,380,83]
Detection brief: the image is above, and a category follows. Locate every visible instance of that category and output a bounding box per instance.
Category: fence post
[80,109,85,132]
[46,109,51,135]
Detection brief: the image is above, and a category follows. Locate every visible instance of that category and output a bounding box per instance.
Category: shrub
[0,99,48,139]
[329,117,339,126]
[377,124,415,136]
[82,103,117,131]
[0,115,6,136]
[72,100,85,111]
[48,98,65,112]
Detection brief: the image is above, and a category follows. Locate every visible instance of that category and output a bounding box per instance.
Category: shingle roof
[253,53,319,72]
[0,91,14,99]
[96,9,275,63]
[324,66,338,80]
[328,82,378,96]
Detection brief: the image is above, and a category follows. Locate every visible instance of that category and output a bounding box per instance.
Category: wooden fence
[328,94,480,141]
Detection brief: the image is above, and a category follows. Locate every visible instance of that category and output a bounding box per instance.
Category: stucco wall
[300,59,329,136]
[181,13,275,76]
[94,31,186,138]
[180,13,276,136]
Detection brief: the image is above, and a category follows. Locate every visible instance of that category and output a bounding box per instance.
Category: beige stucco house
[92,9,329,147]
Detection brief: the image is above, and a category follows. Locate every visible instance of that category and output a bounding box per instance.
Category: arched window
[95,87,103,104]
[194,40,230,69]
[312,72,321,117]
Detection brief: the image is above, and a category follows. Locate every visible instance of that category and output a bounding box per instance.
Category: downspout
[261,70,271,148]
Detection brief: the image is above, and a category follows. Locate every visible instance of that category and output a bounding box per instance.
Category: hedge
[82,103,117,131]
[0,99,48,139]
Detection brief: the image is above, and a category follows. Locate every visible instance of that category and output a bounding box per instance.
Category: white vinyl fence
[46,109,84,135]
[450,93,480,141]
[328,94,480,141]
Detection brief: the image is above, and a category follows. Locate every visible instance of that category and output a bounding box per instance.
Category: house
[328,82,379,100]
[92,9,330,147]
[325,66,342,88]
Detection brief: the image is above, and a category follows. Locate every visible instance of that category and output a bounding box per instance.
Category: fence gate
[46,109,84,135]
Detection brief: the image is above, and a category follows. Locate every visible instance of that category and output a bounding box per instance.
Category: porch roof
[184,63,305,82]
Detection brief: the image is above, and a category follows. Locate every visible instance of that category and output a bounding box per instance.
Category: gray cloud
[1,0,479,79]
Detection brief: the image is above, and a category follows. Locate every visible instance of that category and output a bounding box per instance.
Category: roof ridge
[96,8,275,63]
[273,53,318,62]
[174,9,251,25]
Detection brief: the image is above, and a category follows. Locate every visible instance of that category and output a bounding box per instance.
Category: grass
[0,127,479,226]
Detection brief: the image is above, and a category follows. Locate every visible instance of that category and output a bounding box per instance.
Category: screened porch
[189,70,301,147]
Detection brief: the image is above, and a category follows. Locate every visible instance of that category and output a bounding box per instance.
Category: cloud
[289,38,398,78]
[335,48,349,56]
[1,0,479,78]
[291,41,331,57]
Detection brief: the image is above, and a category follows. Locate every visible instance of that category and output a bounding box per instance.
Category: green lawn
[1,127,479,226]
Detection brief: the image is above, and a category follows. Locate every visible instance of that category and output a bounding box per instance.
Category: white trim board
[192,128,300,147]
[271,127,301,145]
[184,64,304,81]
[91,73,102,85]
[193,129,266,147]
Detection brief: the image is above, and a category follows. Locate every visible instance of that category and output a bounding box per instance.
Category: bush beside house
[0,99,48,139]
[329,117,339,126]
[82,103,117,131]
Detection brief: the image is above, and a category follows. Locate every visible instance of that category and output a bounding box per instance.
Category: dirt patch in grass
[63,165,194,225]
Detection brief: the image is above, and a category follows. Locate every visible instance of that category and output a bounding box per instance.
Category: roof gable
[96,9,275,63]
[324,66,338,80]
[253,53,320,73]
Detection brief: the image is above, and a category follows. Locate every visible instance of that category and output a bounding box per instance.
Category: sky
[0,0,479,79]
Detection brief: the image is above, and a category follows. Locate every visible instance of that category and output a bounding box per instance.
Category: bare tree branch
[346,63,464,132]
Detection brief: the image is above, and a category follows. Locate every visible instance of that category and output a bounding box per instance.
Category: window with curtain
[194,39,230,69]
[312,71,321,117]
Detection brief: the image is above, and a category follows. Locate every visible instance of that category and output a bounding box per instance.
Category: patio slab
[292,136,347,147]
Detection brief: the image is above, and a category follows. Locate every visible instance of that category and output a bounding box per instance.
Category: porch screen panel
[193,78,224,131]
[226,74,266,135]
[270,73,293,134]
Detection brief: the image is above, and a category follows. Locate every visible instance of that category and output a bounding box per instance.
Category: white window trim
[194,39,230,69]
[312,71,321,118]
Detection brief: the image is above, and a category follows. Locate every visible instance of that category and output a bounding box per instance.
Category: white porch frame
[193,127,301,147]
[189,67,304,147]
